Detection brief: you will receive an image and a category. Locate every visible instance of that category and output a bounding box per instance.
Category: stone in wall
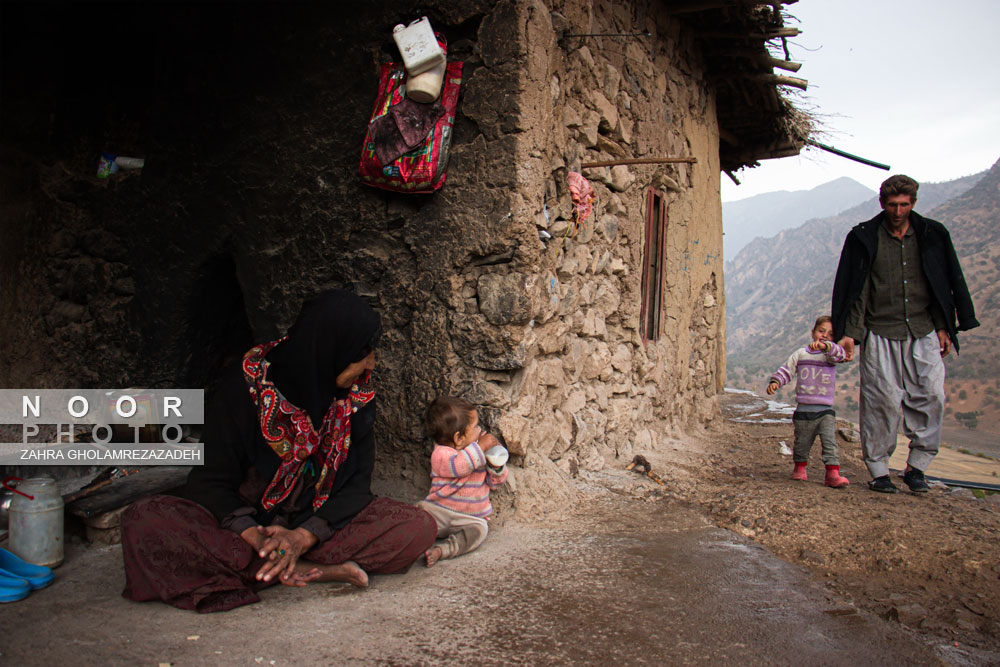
[609,165,634,192]
[450,312,528,371]
[455,379,512,409]
[537,358,565,386]
[532,272,561,323]
[591,91,620,139]
[602,62,621,103]
[557,242,592,280]
[593,281,622,318]
[478,272,533,326]
[580,340,612,384]
[577,444,605,472]
[560,336,589,382]
[535,320,569,355]
[577,309,607,339]
[495,412,531,456]
[595,135,627,159]
[610,343,631,372]
[575,109,601,149]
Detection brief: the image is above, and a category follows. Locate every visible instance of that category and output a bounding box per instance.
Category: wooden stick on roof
[760,54,802,72]
[699,27,801,39]
[807,140,890,170]
[666,0,765,14]
[755,73,808,91]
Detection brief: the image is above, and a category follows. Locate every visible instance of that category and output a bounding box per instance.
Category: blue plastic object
[0,547,54,590]
[0,571,29,602]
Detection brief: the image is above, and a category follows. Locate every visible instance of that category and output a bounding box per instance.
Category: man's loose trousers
[859,331,945,478]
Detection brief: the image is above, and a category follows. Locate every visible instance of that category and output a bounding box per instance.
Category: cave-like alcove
[1,1,495,498]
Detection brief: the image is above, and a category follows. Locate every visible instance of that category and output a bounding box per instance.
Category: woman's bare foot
[294,560,369,587]
[424,546,443,567]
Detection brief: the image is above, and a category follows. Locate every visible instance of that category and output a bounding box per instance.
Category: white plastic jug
[392,17,445,76]
[9,477,64,568]
[406,54,446,103]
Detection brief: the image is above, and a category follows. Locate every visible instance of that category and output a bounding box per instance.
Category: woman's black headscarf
[266,290,381,428]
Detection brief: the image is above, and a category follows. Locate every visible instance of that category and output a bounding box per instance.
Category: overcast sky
[721,0,1000,202]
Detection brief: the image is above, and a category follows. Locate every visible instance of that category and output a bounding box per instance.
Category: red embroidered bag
[359,37,463,193]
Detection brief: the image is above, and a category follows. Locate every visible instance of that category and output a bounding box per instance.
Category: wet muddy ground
[681,392,1000,656]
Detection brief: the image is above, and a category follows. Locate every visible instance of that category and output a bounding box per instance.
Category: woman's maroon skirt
[121,496,436,613]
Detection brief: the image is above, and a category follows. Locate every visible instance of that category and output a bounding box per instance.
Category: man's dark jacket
[831,210,979,353]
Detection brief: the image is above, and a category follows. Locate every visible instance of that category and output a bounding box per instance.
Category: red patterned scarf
[242,338,376,510]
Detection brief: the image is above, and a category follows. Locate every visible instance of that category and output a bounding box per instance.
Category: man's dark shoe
[868,475,899,493]
[903,468,930,493]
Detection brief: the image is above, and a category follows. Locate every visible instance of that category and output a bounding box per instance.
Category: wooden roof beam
[665,0,762,14]
[719,128,741,146]
[754,72,807,90]
[761,54,801,72]
[713,49,802,73]
[698,27,801,39]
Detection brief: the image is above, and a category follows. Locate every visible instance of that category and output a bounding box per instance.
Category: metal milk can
[8,477,64,567]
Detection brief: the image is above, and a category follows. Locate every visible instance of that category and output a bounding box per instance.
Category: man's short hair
[879,174,919,203]
[425,396,475,445]
[813,315,832,331]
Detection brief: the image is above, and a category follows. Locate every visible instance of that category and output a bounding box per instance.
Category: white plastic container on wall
[392,17,445,77]
[406,42,447,103]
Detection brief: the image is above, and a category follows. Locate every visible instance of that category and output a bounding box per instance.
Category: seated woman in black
[121,290,436,612]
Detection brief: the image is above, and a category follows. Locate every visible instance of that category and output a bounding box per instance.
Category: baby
[419,396,508,567]
[767,316,850,488]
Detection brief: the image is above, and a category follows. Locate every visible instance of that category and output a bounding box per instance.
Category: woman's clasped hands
[243,524,322,587]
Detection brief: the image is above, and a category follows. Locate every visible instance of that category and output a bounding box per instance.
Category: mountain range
[722,177,873,260]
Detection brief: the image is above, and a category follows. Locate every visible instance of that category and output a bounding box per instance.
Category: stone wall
[440,0,728,510]
[0,0,726,515]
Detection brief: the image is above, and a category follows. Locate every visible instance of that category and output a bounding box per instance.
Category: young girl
[419,396,508,567]
[767,316,850,488]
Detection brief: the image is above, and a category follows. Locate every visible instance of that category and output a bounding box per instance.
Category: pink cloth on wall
[568,171,596,224]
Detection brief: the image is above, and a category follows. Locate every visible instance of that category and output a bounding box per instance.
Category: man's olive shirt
[846,222,946,342]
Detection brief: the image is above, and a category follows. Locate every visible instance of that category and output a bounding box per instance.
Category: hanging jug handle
[2,476,33,500]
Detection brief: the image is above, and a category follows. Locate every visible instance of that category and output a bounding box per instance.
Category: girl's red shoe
[825,465,849,488]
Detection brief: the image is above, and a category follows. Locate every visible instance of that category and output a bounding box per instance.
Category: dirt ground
[675,393,1000,653]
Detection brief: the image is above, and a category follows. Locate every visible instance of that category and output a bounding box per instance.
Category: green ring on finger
[279,548,286,555]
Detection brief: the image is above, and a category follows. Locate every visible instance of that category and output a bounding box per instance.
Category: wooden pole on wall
[581,157,698,168]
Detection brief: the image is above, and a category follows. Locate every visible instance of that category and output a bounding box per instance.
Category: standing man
[831,174,978,493]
